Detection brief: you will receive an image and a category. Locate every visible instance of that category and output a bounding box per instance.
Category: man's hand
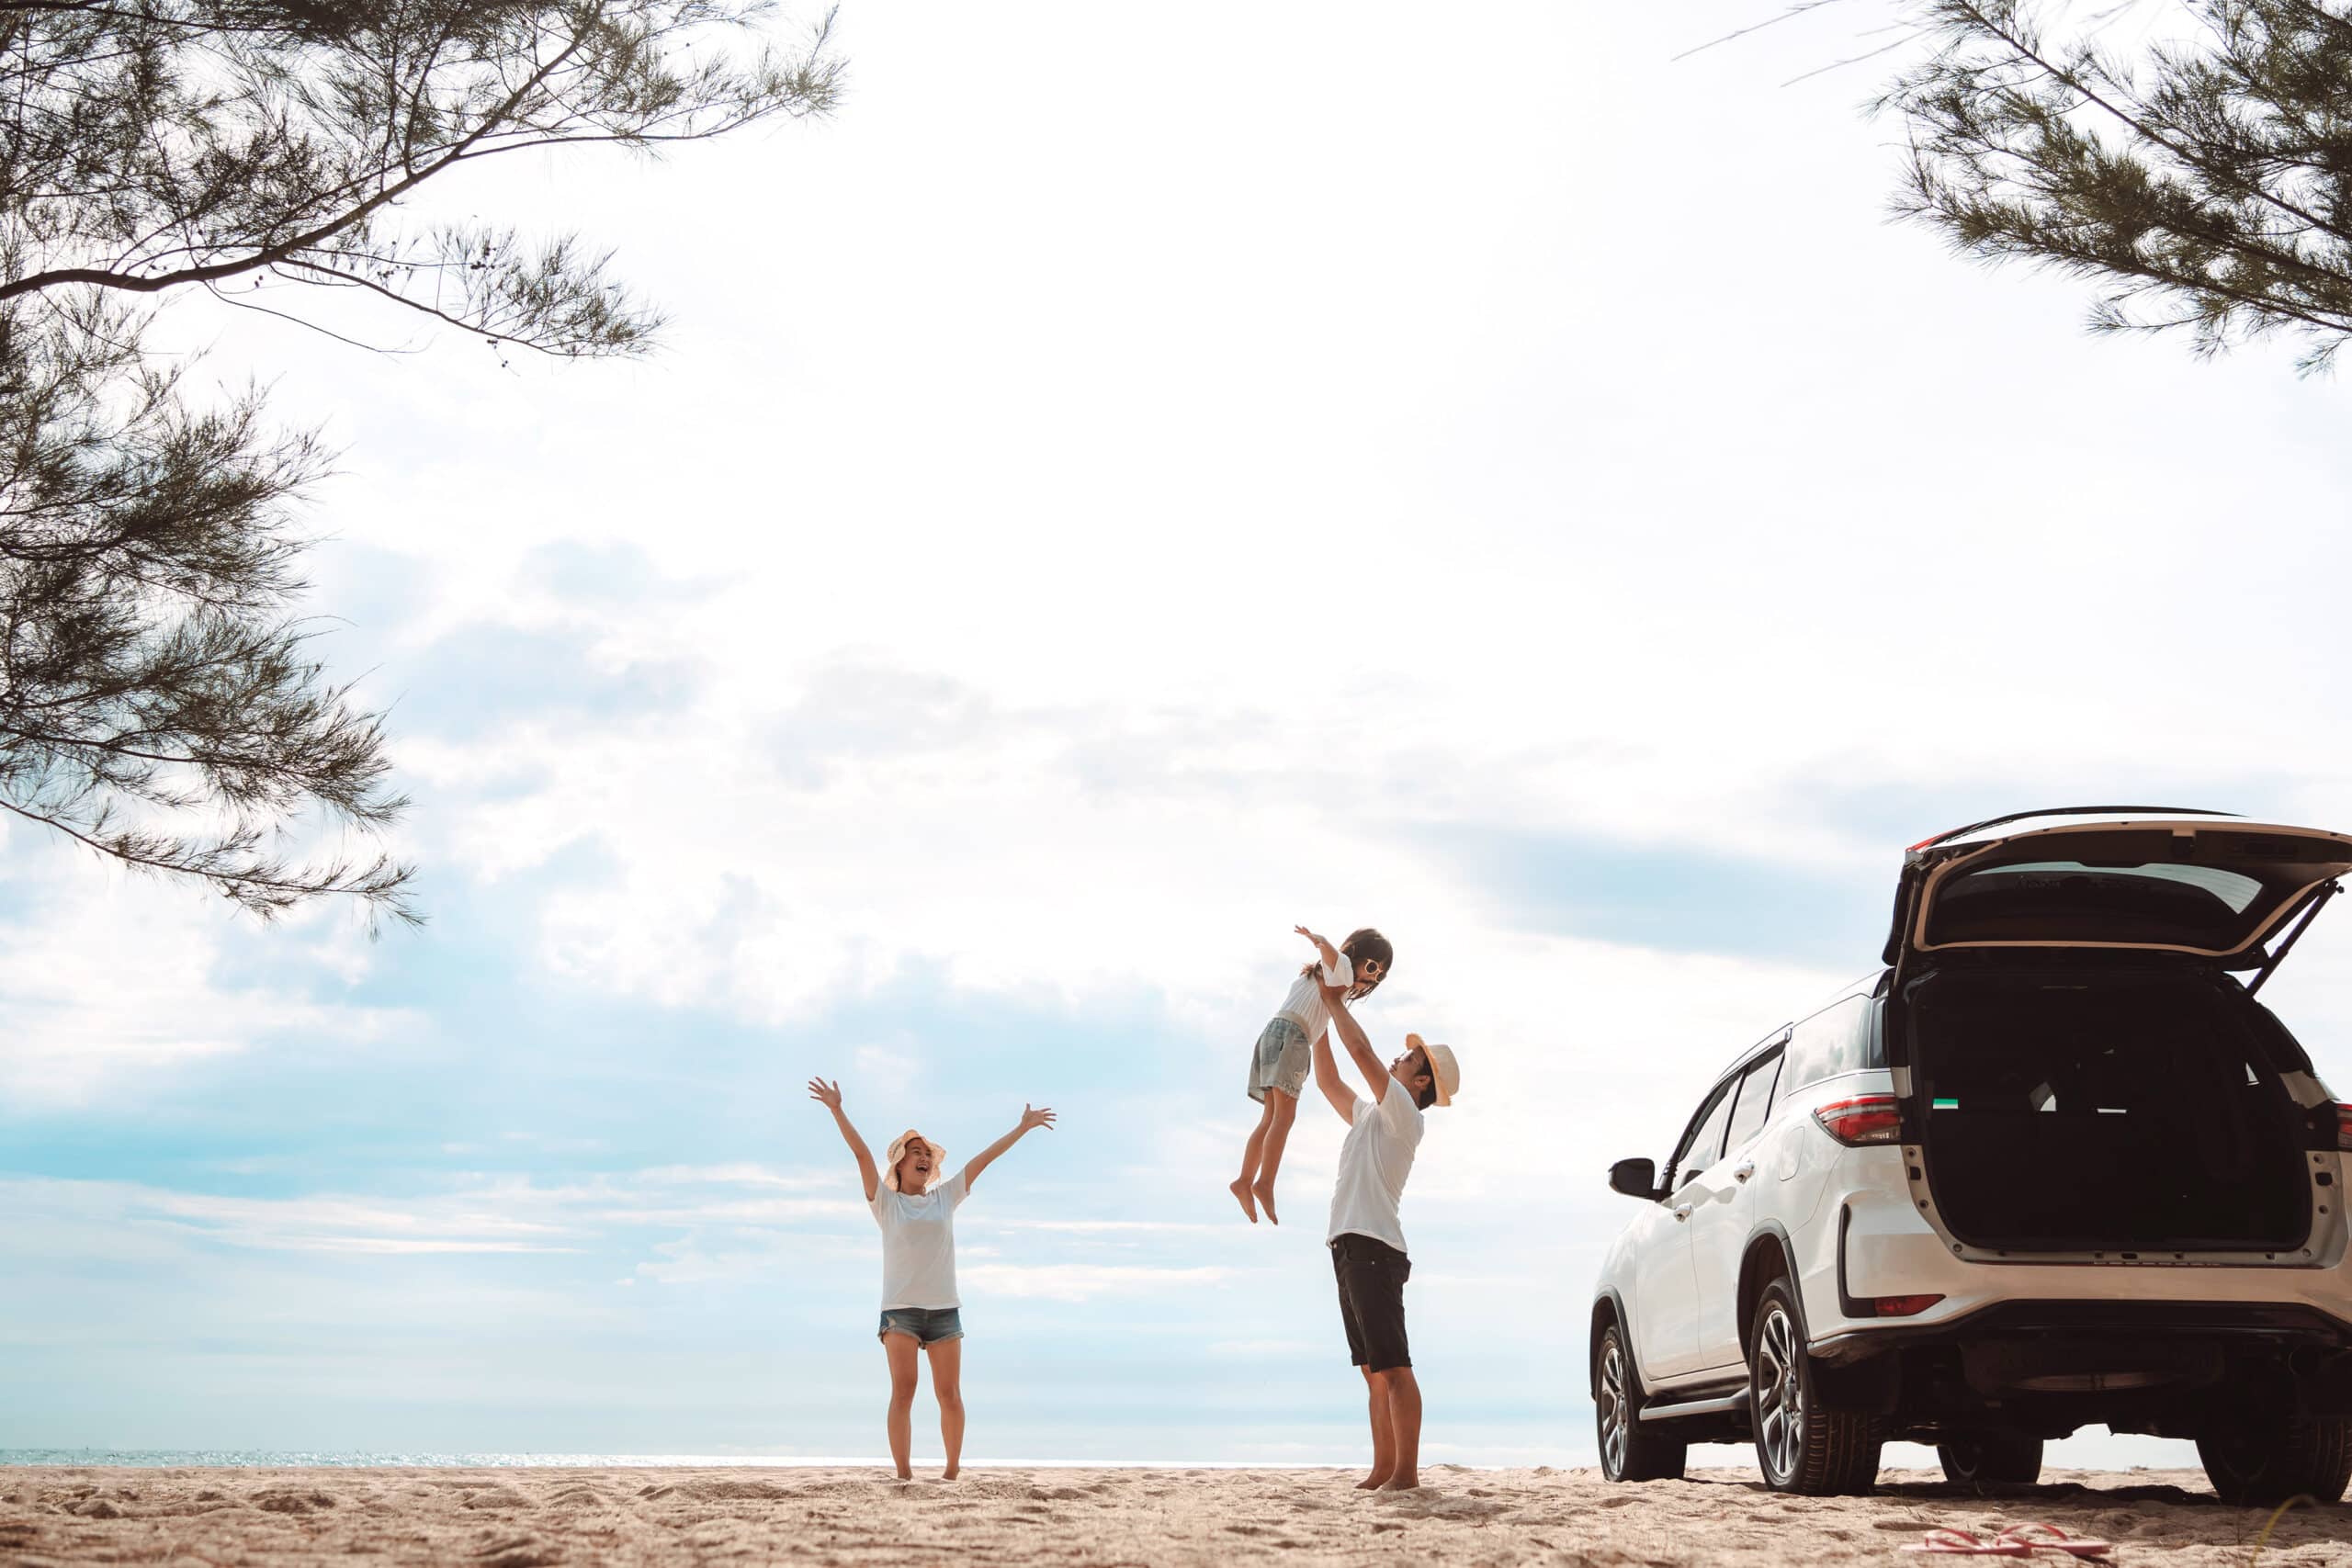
[1020,1104,1057,1134]
[807,1077,843,1111]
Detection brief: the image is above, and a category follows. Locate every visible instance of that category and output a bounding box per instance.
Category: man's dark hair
[1408,1052,1438,1111]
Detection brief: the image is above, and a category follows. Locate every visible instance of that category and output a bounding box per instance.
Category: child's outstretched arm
[808,1077,881,1202]
[1294,924,1352,986]
[962,1103,1057,1194]
[1310,1026,1355,1124]
[1322,988,1392,1104]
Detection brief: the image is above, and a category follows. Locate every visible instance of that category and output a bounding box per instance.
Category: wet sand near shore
[3,1464,2346,1566]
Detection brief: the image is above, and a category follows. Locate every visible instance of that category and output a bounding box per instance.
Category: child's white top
[870,1170,969,1310]
[1274,953,1353,1043]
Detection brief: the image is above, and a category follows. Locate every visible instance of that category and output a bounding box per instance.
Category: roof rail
[1906,805,2239,853]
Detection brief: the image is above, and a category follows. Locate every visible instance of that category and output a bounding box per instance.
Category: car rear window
[1781,997,1880,1094]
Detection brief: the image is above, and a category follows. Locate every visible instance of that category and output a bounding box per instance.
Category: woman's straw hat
[883,1129,944,1192]
[1406,1032,1461,1108]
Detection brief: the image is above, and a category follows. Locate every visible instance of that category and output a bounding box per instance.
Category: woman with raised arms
[807,1077,1056,1480]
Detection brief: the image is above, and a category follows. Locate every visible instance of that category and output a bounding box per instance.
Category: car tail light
[2338,1103,2352,1152]
[1871,1294,1944,1317]
[1814,1093,1903,1146]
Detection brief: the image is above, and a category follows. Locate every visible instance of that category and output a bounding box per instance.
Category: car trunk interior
[1906,966,2312,1252]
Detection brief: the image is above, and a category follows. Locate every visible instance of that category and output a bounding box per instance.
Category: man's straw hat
[883,1129,944,1192]
[1407,1033,1461,1108]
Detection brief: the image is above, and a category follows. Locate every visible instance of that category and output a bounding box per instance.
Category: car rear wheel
[1596,1322,1687,1482]
[1937,1432,2044,1486]
[2198,1414,2352,1506]
[1749,1279,1881,1495]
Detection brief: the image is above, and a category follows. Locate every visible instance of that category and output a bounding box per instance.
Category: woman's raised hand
[808,1077,843,1111]
[1020,1104,1057,1134]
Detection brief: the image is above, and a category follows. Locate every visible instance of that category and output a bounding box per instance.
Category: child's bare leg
[1250,1089,1299,1224]
[1229,1096,1274,1223]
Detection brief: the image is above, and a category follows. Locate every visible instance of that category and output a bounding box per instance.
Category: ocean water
[0,1452,891,1469]
[0,1451,1340,1470]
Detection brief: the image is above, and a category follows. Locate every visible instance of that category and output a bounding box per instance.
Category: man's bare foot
[1227,1177,1259,1223]
[1378,1476,1420,1492]
[1354,1473,1391,1490]
[1251,1177,1280,1225]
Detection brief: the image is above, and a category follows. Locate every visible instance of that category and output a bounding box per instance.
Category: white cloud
[960,1263,1237,1302]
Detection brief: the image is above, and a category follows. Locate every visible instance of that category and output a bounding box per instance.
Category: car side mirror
[1608,1157,1661,1200]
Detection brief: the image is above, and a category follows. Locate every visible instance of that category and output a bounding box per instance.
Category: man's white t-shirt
[870,1170,969,1310]
[1326,1074,1424,1255]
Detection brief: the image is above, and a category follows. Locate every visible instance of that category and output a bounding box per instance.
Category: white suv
[1591,808,2352,1500]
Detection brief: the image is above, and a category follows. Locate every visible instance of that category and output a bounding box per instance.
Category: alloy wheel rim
[1755,1305,1804,1483]
[1600,1340,1630,1475]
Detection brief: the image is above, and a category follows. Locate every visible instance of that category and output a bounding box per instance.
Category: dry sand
[3,1464,2347,1567]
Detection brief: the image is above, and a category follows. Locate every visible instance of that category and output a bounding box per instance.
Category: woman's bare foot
[1378,1476,1419,1492]
[941,1466,959,1481]
[1227,1177,1259,1223]
[892,1468,913,1481]
[1354,1472,1390,1490]
[1251,1176,1280,1225]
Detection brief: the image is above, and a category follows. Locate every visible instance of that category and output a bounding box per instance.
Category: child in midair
[1229,924,1393,1224]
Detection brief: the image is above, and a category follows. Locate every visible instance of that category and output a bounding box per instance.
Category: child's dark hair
[1304,927,1394,1000]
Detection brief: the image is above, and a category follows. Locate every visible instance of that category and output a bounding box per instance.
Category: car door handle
[1672,1203,1693,1222]
[1734,1162,1756,1182]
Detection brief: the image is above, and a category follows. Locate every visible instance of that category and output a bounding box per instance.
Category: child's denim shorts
[1247,1015,1312,1103]
[878,1306,963,1345]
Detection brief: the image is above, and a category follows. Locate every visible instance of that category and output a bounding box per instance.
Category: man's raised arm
[1310,1026,1355,1124]
[1322,987,1391,1103]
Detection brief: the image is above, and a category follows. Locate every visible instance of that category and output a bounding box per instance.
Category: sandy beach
[3,1464,2346,1567]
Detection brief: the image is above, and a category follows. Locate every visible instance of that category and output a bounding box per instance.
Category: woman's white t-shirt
[870,1171,969,1310]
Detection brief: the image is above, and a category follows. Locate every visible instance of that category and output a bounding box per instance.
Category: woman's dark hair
[1300,927,1394,999]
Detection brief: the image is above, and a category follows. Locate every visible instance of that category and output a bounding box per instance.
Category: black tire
[1938,1433,2044,1486]
[2198,1414,2352,1506]
[1595,1321,1687,1483]
[1748,1278,1882,1495]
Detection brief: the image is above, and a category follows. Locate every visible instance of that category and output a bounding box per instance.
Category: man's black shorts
[1330,1234,1412,1372]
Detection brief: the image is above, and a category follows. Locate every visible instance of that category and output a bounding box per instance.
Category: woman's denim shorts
[878,1306,964,1346]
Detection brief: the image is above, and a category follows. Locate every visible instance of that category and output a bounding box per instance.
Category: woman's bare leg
[1250,1089,1299,1224]
[1229,1096,1275,1222]
[882,1331,921,1479]
[926,1337,965,1479]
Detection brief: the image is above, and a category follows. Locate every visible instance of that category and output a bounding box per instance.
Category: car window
[1780,997,1881,1095]
[1724,1052,1782,1154]
[1672,1081,1736,1188]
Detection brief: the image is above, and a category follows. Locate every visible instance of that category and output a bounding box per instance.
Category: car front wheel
[1595,1322,1686,1483]
[1937,1432,2044,1486]
[1748,1278,1881,1495]
[2198,1414,2352,1506]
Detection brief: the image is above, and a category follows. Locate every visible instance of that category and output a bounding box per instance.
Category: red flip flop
[1903,1529,2030,1555]
[1996,1523,2114,1558]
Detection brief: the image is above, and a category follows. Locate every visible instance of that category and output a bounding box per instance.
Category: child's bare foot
[1251,1176,1280,1225]
[1227,1177,1259,1223]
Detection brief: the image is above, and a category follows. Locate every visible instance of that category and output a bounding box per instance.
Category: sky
[8,0,2352,1470]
